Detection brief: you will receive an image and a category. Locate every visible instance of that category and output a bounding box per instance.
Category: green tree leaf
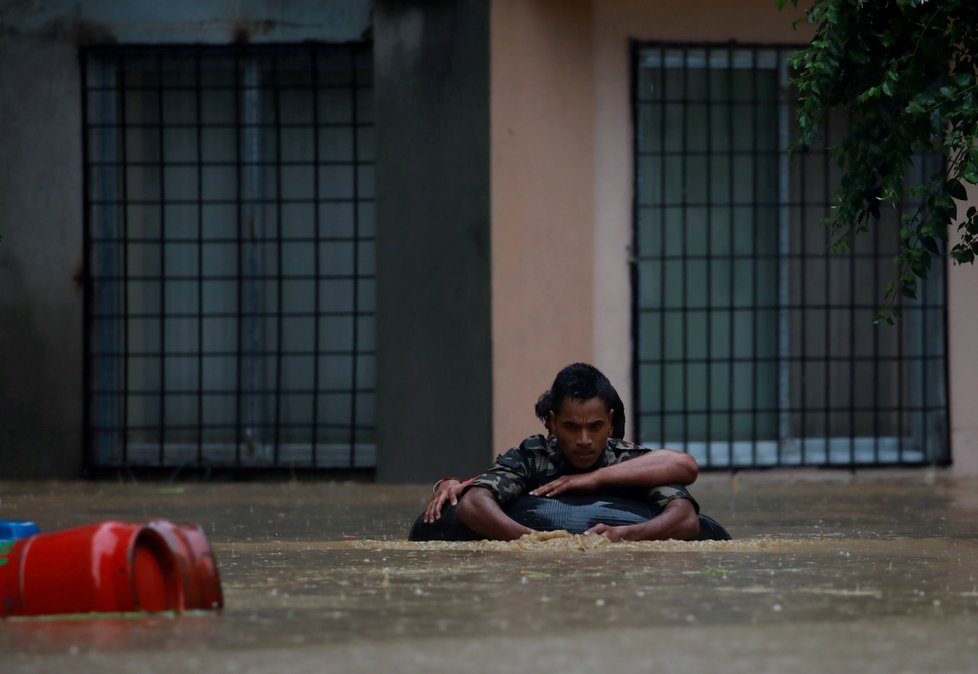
[779,0,978,319]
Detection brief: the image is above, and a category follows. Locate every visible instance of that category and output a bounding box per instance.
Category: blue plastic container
[0,520,40,542]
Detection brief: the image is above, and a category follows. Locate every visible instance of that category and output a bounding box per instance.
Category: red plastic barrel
[0,521,183,617]
[146,520,223,610]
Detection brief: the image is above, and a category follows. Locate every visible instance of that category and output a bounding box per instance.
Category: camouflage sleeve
[462,447,532,507]
[606,438,651,464]
[647,483,700,513]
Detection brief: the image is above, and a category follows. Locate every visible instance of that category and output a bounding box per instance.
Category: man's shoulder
[494,434,553,467]
[515,434,553,453]
[607,438,649,452]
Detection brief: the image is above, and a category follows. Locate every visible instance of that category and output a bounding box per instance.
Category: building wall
[374,0,494,483]
[488,0,976,475]
[487,0,812,454]
[948,185,978,475]
[489,0,596,452]
[0,35,84,478]
[2,0,975,478]
[0,1,371,44]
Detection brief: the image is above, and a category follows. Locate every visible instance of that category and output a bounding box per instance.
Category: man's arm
[530,449,698,498]
[455,486,536,541]
[585,498,699,542]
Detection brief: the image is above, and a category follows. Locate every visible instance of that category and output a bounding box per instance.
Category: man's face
[548,397,613,471]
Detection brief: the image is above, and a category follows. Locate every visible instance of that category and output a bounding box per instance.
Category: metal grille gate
[631,43,949,469]
[82,44,376,473]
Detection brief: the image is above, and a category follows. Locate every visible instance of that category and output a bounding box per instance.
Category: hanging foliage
[779,0,978,322]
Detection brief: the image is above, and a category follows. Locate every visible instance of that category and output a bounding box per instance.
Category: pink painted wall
[948,185,978,475]
[490,0,595,452]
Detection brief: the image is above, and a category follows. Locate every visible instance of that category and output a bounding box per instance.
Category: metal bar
[918,156,929,461]
[91,234,376,244]
[234,47,244,471]
[123,387,377,396]
[896,176,908,463]
[349,47,361,468]
[157,51,167,466]
[88,197,377,207]
[86,122,374,132]
[89,272,373,282]
[681,48,689,454]
[659,45,668,449]
[311,45,322,467]
[195,48,205,468]
[849,163,857,468]
[777,51,791,465]
[939,158,952,465]
[112,421,375,431]
[118,56,131,467]
[726,43,736,467]
[273,49,284,466]
[872,179,881,465]
[822,108,832,462]
[629,41,641,441]
[94,310,376,320]
[91,56,123,467]
[750,46,759,467]
[98,348,374,358]
[80,50,94,472]
[704,47,714,467]
[242,54,264,463]
[798,101,808,466]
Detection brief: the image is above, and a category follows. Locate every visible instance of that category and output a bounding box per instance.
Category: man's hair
[547,363,626,437]
[534,390,554,427]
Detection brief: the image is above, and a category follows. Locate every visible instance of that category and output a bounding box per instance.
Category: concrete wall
[374,0,493,482]
[0,1,371,44]
[0,35,84,478]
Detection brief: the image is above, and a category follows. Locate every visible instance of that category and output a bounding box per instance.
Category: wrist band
[432,477,461,493]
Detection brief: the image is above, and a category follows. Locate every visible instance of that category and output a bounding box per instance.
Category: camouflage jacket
[463,434,698,513]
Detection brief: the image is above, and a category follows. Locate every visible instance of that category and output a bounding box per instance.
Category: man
[422,381,625,523]
[451,363,700,542]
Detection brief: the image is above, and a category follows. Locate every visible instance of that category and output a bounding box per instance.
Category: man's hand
[423,479,463,524]
[583,522,630,542]
[529,472,601,498]
[583,498,699,541]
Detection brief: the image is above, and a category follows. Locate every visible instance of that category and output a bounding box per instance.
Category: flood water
[2,472,977,673]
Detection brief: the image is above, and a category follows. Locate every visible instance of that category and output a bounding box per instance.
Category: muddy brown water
[2,473,977,673]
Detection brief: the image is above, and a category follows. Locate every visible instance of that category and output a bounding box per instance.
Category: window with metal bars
[82,44,376,472]
[632,44,949,469]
